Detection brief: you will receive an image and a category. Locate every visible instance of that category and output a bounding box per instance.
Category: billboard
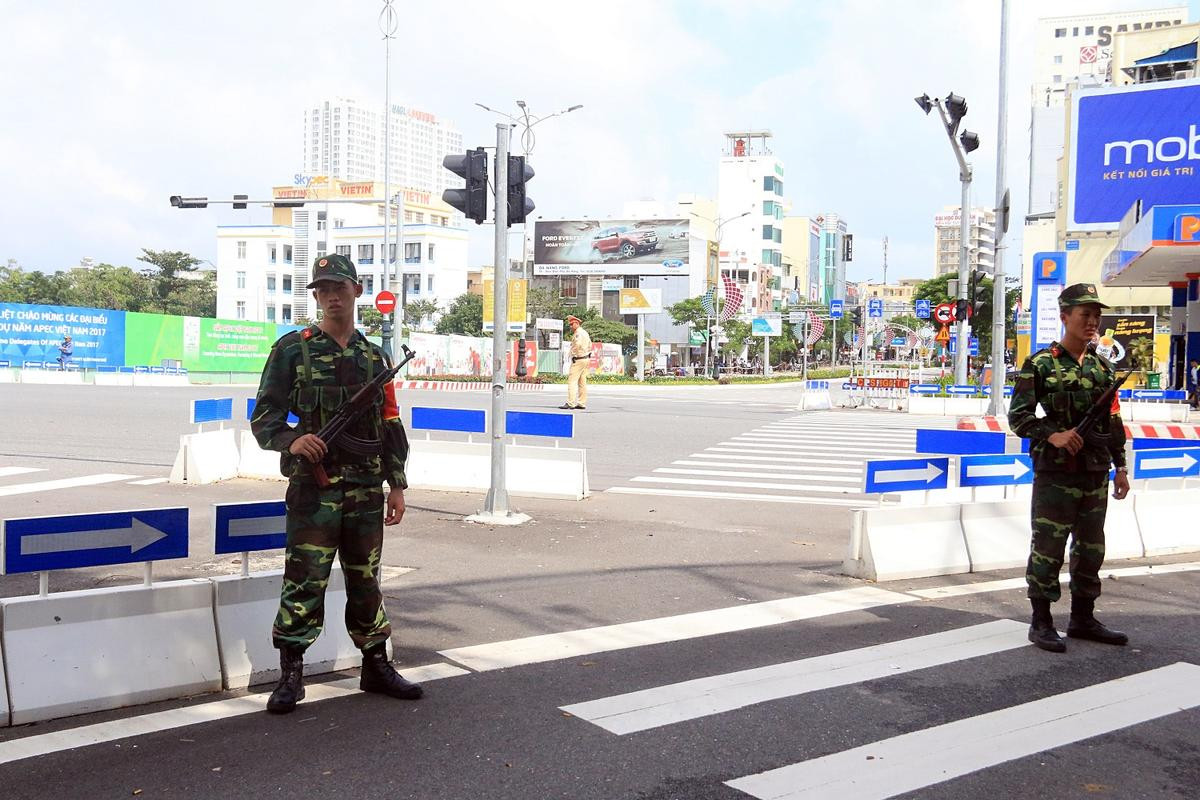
[1096,314,1156,370]
[0,303,125,366]
[534,219,690,276]
[1069,80,1200,231]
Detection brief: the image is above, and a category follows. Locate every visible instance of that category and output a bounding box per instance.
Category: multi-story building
[933,206,996,277]
[781,216,822,304]
[302,97,464,222]
[815,215,851,305]
[1028,7,1188,218]
[215,180,467,325]
[717,131,785,313]
[859,278,924,319]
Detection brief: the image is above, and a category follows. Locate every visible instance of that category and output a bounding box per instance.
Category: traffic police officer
[1008,282,1130,653]
[252,253,422,712]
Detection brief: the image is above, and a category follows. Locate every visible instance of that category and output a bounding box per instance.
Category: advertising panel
[751,316,783,336]
[618,288,663,315]
[1030,252,1067,353]
[1096,314,1156,370]
[124,312,184,366]
[534,219,690,276]
[0,303,125,366]
[1069,80,1200,231]
[482,279,527,333]
[184,319,275,372]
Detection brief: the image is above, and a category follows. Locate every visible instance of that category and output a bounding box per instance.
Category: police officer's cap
[306,254,359,288]
[1058,282,1110,309]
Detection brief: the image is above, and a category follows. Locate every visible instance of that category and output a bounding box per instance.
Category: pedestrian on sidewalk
[561,314,592,410]
[252,253,423,714]
[1189,358,1199,409]
[55,334,73,370]
[1008,282,1130,654]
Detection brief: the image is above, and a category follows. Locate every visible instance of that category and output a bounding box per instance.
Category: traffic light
[169,196,208,209]
[442,147,488,225]
[968,269,989,317]
[233,194,248,210]
[914,93,933,115]
[959,130,980,153]
[507,155,535,226]
[851,306,863,327]
[945,93,968,135]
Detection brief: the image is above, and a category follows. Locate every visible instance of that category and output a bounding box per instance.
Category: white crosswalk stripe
[606,409,957,505]
[0,464,169,494]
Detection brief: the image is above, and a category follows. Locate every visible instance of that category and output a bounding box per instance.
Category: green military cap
[1057,282,1110,309]
[306,253,359,288]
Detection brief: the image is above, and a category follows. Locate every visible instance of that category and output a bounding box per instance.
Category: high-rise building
[1027,7,1188,217]
[302,97,464,209]
[815,215,850,306]
[717,131,785,313]
[933,206,995,278]
[781,216,822,304]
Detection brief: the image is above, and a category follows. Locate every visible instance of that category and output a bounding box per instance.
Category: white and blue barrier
[236,399,297,481]
[406,406,588,500]
[1115,388,1192,422]
[797,380,832,411]
[170,398,240,484]
[907,384,1002,415]
[915,428,1006,455]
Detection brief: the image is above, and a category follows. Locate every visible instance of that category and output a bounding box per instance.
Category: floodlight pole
[987,0,1011,416]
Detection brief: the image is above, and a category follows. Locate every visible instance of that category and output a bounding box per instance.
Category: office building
[933,206,996,277]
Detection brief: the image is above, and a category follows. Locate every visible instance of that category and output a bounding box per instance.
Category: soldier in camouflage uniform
[252,253,422,713]
[1008,282,1131,653]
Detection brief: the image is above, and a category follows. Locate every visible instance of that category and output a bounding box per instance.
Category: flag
[701,286,715,318]
[720,274,743,323]
[805,310,825,346]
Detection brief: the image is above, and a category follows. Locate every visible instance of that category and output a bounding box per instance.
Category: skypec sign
[1069,80,1200,231]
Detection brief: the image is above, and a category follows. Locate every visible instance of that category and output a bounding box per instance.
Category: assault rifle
[1073,355,1133,445]
[311,345,416,488]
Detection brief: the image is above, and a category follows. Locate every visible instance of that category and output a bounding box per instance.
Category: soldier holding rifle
[1008,283,1131,653]
[252,254,422,713]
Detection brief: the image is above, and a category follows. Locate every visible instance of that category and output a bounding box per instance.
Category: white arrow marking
[21,518,169,556]
[228,515,287,538]
[965,460,1031,480]
[873,462,944,485]
[1140,453,1198,472]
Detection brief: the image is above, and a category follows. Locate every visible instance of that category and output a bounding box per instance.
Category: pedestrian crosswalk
[0,465,167,497]
[607,409,954,507]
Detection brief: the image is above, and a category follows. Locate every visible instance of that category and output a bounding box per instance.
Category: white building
[215,181,468,326]
[302,97,464,221]
[717,131,785,313]
[933,206,996,278]
[1027,7,1188,217]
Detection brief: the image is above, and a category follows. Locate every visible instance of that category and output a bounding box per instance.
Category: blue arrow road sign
[915,299,931,318]
[948,336,980,356]
[868,298,884,318]
[1132,447,1200,480]
[944,384,983,396]
[830,299,844,319]
[915,428,1006,455]
[1127,389,1187,401]
[3,508,188,574]
[864,458,950,493]
[959,454,1034,487]
[214,500,287,555]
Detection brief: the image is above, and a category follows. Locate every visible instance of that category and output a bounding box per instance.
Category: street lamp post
[379,0,398,358]
[987,0,1011,416]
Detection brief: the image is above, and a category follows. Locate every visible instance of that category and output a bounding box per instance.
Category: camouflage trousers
[273,480,392,651]
[1026,471,1109,602]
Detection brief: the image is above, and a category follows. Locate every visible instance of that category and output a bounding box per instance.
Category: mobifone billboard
[1069,80,1200,231]
[534,219,690,276]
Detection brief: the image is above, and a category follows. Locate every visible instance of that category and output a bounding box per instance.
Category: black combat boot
[1028,598,1066,653]
[360,642,423,700]
[266,646,305,714]
[1067,595,1129,646]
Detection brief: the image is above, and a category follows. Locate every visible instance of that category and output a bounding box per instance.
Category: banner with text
[533,219,690,276]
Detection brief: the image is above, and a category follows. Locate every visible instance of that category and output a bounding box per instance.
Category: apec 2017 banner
[1070,80,1200,231]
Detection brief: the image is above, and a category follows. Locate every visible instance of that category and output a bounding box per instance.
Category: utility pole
[988,0,1011,416]
[379,0,397,357]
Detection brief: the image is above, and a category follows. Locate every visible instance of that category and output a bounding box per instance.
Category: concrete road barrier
[237,430,284,481]
[0,640,9,726]
[406,439,589,500]
[1,579,222,725]
[1135,488,1200,556]
[845,504,969,581]
[170,429,240,484]
[19,369,83,385]
[961,500,1030,572]
[211,566,378,690]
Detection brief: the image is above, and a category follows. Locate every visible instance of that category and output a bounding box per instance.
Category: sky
[2,0,1196,286]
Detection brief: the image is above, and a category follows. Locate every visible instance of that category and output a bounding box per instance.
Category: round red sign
[374,290,397,314]
[933,302,955,324]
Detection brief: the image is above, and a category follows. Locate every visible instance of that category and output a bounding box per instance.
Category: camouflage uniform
[1008,341,1126,602]
[252,325,408,652]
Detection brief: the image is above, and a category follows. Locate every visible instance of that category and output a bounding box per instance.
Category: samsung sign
[1069,80,1200,231]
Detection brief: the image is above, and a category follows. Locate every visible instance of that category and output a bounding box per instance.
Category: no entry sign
[375,290,396,314]
[933,302,955,324]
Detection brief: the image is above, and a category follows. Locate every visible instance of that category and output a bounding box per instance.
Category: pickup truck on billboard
[591,225,659,261]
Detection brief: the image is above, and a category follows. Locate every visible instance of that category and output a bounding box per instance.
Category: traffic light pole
[957,172,972,385]
[987,0,1011,417]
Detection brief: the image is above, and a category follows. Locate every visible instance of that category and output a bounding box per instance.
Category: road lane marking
[672,460,860,474]
[906,562,1200,599]
[720,442,916,455]
[731,437,915,451]
[562,620,1028,735]
[653,468,861,484]
[128,477,169,486]
[725,662,1200,800]
[605,487,874,507]
[0,467,45,478]
[703,449,864,465]
[632,476,863,493]
[0,662,467,766]
[439,586,914,672]
[0,474,140,497]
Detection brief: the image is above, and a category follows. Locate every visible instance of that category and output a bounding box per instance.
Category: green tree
[136,249,203,315]
[525,287,570,323]
[61,265,152,311]
[913,274,1018,360]
[404,299,440,330]
[360,308,383,335]
[434,293,483,336]
[667,296,711,330]
[582,316,637,348]
[0,266,70,304]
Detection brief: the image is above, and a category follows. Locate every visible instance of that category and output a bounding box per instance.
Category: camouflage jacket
[1007,341,1126,473]
[252,326,408,487]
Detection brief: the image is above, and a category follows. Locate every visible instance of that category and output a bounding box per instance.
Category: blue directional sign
[864,458,949,493]
[959,454,1033,487]
[829,299,844,319]
[1132,437,1198,450]
[915,299,931,319]
[192,398,233,425]
[506,411,573,438]
[916,428,1006,455]
[1132,448,1200,480]
[868,298,884,318]
[981,385,1015,397]
[1065,239,1081,251]
[214,501,287,555]
[3,508,189,574]
[948,336,980,356]
[1127,389,1187,401]
[944,385,982,396]
[246,398,299,425]
[909,383,940,394]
